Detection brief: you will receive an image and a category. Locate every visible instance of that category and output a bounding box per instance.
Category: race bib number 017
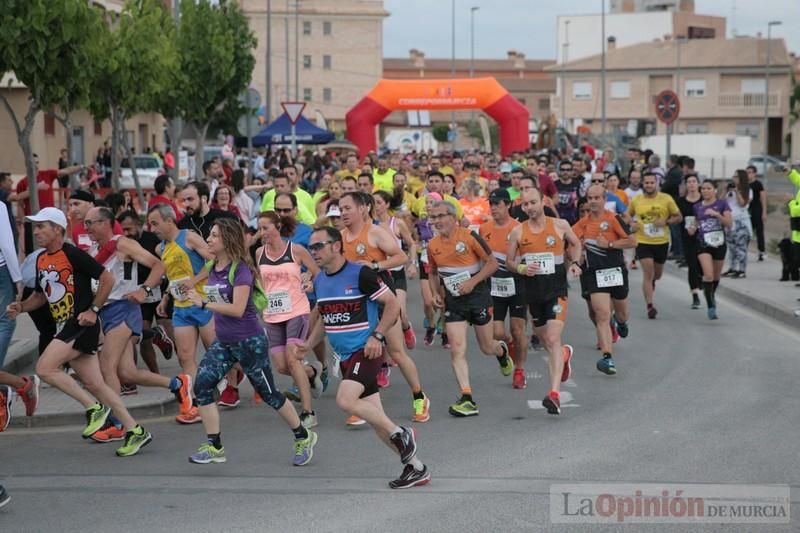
[523,253,555,275]
[595,267,623,288]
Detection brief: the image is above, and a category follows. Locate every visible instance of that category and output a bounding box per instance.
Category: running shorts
[55,318,101,356]
[265,314,310,353]
[580,267,629,301]
[636,243,669,264]
[339,349,382,398]
[173,306,213,328]
[99,300,143,337]
[528,296,568,328]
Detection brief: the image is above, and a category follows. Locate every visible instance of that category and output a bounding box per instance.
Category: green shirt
[260,188,317,225]
[789,170,800,243]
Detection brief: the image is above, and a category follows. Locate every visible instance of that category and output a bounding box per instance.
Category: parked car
[747,155,787,176]
[119,155,165,190]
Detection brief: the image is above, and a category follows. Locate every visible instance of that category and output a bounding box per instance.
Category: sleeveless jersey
[516,217,567,300]
[258,242,310,323]
[161,229,206,307]
[89,235,138,302]
[342,223,386,264]
[479,218,521,299]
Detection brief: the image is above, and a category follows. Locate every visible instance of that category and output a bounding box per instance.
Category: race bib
[204,284,226,304]
[684,216,696,229]
[420,248,429,264]
[703,230,724,248]
[266,290,291,315]
[169,278,190,301]
[490,277,515,298]
[644,223,665,238]
[596,267,624,288]
[523,252,555,275]
[443,271,471,296]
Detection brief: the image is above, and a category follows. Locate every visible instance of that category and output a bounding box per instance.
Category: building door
[139,124,148,153]
[768,117,783,156]
[70,127,85,165]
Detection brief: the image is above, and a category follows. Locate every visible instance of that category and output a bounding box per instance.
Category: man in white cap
[6,207,152,456]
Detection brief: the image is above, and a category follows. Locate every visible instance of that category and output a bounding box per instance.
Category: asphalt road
[1,269,798,533]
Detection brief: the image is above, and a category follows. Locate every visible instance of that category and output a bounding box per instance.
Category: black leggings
[682,236,702,291]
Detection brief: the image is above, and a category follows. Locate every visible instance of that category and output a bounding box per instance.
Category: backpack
[204,259,268,313]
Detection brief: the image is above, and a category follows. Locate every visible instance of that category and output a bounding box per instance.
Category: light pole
[284,0,290,100]
[470,7,479,78]
[561,20,570,132]
[674,37,686,134]
[294,1,300,101]
[266,0,272,123]
[450,0,456,142]
[600,0,606,137]
[763,20,781,176]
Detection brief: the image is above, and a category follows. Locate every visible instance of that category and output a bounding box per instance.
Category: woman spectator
[222,158,235,182]
[723,169,753,278]
[605,173,629,206]
[314,179,342,219]
[442,174,458,199]
[231,169,255,227]
[212,183,243,221]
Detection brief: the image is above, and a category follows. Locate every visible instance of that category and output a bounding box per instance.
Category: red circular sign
[655,90,680,125]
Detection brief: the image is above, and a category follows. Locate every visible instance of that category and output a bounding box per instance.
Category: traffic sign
[238,88,261,110]
[237,115,261,138]
[655,90,680,125]
[281,101,306,124]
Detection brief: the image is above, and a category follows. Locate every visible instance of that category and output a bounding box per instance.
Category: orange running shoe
[345,415,366,427]
[173,374,193,414]
[412,394,430,423]
[0,387,11,432]
[176,406,201,424]
[90,424,126,443]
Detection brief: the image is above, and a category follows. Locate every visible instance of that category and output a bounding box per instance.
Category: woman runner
[677,174,703,309]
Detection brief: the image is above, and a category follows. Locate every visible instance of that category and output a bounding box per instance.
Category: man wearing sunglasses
[554,160,581,225]
[260,166,317,225]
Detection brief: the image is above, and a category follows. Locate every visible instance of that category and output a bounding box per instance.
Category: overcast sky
[383,0,799,59]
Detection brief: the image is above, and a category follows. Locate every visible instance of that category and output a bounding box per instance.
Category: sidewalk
[663,250,800,328]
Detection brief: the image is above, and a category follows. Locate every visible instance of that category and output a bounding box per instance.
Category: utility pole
[294,1,299,101]
[172,0,182,183]
[266,0,272,123]
[450,0,456,145]
[561,20,570,132]
[600,0,606,137]
[764,21,781,183]
[285,0,290,101]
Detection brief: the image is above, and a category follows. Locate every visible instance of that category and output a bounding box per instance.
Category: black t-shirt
[136,230,161,284]
[35,243,104,324]
[749,179,764,215]
[177,208,238,240]
[677,196,701,239]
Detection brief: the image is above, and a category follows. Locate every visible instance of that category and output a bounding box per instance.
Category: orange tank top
[342,224,386,264]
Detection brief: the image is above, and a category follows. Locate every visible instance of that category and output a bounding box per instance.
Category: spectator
[230,170,255,226]
[211,184,242,222]
[746,165,766,261]
[723,169,753,278]
[149,175,183,222]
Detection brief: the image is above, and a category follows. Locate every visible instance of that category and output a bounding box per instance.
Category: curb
[9,396,179,430]
[663,262,798,329]
[2,339,39,375]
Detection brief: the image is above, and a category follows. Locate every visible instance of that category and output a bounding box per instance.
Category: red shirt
[538,173,558,198]
[149,194,184,222]
[16,170,59,216]
[71,220,124,251]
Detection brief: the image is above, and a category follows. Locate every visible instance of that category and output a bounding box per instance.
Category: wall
[640,133,752,178]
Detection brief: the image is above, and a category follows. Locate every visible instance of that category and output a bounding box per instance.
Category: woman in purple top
[687,180,732,320]
[186,218,317,466]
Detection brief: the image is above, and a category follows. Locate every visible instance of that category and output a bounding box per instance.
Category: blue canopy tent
[252,113,335,146]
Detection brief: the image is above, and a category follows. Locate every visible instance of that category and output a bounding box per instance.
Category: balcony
[718,92,780,108]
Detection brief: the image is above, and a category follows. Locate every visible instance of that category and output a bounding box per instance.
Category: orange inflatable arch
[346,77,530,157]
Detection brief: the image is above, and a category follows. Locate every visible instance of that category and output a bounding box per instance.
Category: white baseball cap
[26,207,68,230]
[325,205,341,218]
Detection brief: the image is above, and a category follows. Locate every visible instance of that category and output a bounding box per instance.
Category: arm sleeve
[358,266,389,301]
[0,202,21,282]
[65,244,105,280]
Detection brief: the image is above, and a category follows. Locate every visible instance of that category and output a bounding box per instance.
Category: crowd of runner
[0,143,790,495]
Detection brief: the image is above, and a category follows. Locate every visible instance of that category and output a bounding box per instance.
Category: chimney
[513,51,526,70]
[409,48,425,69]
[607,36,616,51]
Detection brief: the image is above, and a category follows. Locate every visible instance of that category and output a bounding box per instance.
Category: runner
[572,185,636,375]
[84,207,192,441]
[687,180,732,319]
[6,208,152,455]
[427,201,514,417]
[506,189,583,415]
[256,211,322,428]
[300,226,429,488]
[478,189,528,388]
[554,160,581,225]
[185,218,317,465]
[339,192,430,424]
[628,171,682,318]
[416,193,443,347]
[148,204,215,424]
[677,174,703,309]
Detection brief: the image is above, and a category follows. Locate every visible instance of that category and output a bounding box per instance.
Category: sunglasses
[308,241,334,252]
[591,179,605,184]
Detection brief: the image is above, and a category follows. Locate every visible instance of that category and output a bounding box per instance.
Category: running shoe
[707,307,718,320]
[423,328,435,346]
[436,316,444,335]
[16,375,40,417]
[615,319,629,339]
[542,391,561,415]
[253,391,263,404]
[152,325,174,360]
[115,426,152,457]
[320,366,329,393]
[441,333,450,349]
[497,341,514,377]
[83,404,111,438]
[389,464,431,490]
[691,294,701,309]
[189,443,226,464]
[345,415,366,427]
[377,366,391,388]
[530,334,543,351]
[412,394,430,423]
[218,386,240,407]
[90,424,126,443]
[121,384,138,396]
[630,259,638,270]
[284,385,301,403]
[448,399,479,417]
[647,304,658,319]
[403,324,417,350]
[389,427,417,464]
[300,411,318,429]
[0,387,11,432]
[293,430,318,466]
[308,361,323,398]
[0,485,9,509]
[423,317,430,330]
[173,373,193,414]
[561,345,573,383]
[611,323,620,343]
[597,355,617,375]
[512,368,527,389]
[176,406,201,424]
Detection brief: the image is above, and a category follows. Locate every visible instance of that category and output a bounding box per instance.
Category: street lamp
[561,20,570,131]
[470,7,479,79]
[450,0,456,142]
[600,0,606,137]
[763,20,781,175]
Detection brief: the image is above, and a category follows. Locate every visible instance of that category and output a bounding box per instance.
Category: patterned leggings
[727,219,751,273]
[194,333,286,410]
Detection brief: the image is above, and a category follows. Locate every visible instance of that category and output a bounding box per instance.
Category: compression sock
[207,433,221,449]
[292,424,309,440]
[703,281,715,308]
[412,390,425,401]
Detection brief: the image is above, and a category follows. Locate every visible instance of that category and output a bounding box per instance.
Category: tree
[0,0,99,212]
[176,0,256,179]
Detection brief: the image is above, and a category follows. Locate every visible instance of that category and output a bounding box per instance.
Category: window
[323,88,332,103]
[538,98,550,110]
[303,88,312,102]
[303,21,311,35]
[323,55,331,70]
[303,55,311,69]
[685,79,706,98]
[44,112,56,136]
[93,121,102,136]
[610,80,631,99]
[736,122,760,140]
[323,21,332,35]
[686,122,708,134]
[741,79,766,94]
[572,81,592,99]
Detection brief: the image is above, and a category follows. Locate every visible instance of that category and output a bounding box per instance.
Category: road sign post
[655,89,680,163]
[281,101,306,159]
[238,88,262,174]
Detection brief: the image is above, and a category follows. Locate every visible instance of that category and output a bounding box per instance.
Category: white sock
[391,426,402,436]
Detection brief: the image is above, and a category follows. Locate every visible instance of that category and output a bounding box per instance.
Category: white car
[119,155,165,190]
[747,155,786,177]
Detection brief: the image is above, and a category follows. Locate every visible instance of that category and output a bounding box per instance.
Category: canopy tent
[252,113,335,147]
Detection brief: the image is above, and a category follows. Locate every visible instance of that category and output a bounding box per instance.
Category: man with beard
[178,182,238,240]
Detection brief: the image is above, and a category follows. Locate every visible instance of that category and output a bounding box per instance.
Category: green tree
[0,0,98,211]
[432,124,451,143]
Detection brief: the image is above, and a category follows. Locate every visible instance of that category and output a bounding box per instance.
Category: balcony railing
[718,92,779,108]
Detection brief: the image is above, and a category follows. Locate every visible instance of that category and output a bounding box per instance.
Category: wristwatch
[89,304,101,314]
[142,285,153,297]
[371,331,387,345]
[372,261,380,271]
[608,241,614,249]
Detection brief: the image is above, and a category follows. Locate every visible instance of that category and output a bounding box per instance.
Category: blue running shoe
[707,307,718,320]
[596,356,617,375]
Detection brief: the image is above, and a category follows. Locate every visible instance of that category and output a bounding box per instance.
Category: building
[241,0,388,136]
[547,37,792,156]
[609,0,695,13]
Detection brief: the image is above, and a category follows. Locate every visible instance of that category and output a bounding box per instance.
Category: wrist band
[517,264,526,275]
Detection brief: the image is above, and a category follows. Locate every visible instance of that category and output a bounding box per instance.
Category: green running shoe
[448,399,479,417]
[498,341,514,377]
[82,404,111,439]
[293,430,318,466]
[115,426,152,457]
[189,443,227,464]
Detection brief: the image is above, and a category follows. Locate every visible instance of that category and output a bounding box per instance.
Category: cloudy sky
[383,0,799,59]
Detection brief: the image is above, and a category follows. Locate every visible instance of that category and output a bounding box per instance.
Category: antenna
[731,0,737,37]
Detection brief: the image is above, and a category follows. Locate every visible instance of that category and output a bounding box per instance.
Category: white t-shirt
[624,187,644,201]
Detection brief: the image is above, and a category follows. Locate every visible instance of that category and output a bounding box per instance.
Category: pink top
[258,242,310,323]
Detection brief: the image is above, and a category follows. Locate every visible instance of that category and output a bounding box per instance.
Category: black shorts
[141,302,158,323]
[636,243,669,264]
[527,296,568,328]
[697,243,727,261]
[580,267,629,300]
[55,318,101,356]
[339,349,382,398]
[492,293,527,321]
[390,269,407,291]
[444,288,492,326]
[418,256,429,280]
